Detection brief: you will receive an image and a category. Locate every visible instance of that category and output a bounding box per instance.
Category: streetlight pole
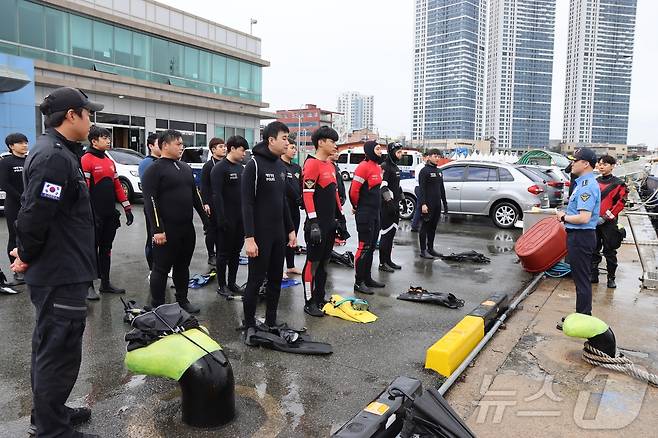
[250,18,257,35]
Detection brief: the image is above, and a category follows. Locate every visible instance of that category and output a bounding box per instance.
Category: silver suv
[400,161,550,228]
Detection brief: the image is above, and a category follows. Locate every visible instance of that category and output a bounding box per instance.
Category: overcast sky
[161,0,657,146]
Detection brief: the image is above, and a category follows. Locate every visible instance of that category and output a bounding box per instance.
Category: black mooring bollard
[178,349,235,428]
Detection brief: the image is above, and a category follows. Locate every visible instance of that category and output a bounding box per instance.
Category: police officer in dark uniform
[12,87,101,437]
[556,148,601,315]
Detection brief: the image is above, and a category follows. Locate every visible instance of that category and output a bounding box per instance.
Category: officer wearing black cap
[556,147,601,316]
[12,87,102,437]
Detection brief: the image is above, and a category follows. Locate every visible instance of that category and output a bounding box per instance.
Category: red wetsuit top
[81,147,131,217]
[302,156,342,230]
[597,174,627,221]
[349,159,382,213]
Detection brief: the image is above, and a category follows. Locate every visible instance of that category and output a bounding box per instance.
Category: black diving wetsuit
[301,156,343,306]
[201,156,221,259]
[142,158,206,307]
[283,159,302,269]
[379,154,402,266]
[417,162,448,253]
[349,142,383,285]
[241,142,294,328]
[211,157,244,288]
[0,153,25,263]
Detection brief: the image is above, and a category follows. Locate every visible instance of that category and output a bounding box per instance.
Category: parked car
[399,161,550,228]
[337,148,423,181]
[538,165,571,200]
[515,165,564,207]
[181,147,210,186]
[105,148,145,202]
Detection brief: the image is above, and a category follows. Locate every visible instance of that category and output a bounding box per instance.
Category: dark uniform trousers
[567,229,597,315]
[355,212,380,283]
[30,282,89,438]
[5,199,20,263]
[592,220,618,279]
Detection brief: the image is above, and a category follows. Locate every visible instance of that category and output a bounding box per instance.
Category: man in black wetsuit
[301,126,348,317]
[211,135,248,297]
[282,138,303,277]
[379,142,403,272]
[142,129,208,314]
[200,137,226,266]
[418,148,448,259]
[0,133,28,284]
[242,121,296,345]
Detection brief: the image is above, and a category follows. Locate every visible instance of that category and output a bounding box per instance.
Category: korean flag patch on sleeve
[41,181,63,201]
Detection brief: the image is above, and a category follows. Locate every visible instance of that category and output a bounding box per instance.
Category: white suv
[106,148,145,201]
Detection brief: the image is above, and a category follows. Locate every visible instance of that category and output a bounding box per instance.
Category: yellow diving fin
[322,294,378,323]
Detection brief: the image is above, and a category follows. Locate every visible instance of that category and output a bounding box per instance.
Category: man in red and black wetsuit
[301,126,349,317]
[591,155,627,289]
[81,125,134,299]
[349,140,385,295]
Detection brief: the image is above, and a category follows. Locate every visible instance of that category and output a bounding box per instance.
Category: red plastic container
[514,217,567,273]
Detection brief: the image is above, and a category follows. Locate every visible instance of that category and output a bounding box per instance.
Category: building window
[2,0,263,101]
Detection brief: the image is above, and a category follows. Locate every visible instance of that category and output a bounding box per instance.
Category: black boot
[354,281,373,295]
[228,283,245,295]
[99,282,126,294]
[419,250,435,259]
[428,248,442,258]
[378,263,394,273]
[178,300,200,314]
[387,261,402,270]
[304,301,325,317]
[217,285,230,297]
[207,254,217,266]
[365,278,385,288]
[607,278,616,289]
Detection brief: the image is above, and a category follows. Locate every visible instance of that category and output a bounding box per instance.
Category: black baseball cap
[572,147,597,167]
[39,87,104,115]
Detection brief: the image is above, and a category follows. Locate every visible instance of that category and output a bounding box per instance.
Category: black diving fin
[397,286,464,309]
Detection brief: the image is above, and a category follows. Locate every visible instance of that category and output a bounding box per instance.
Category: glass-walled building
[0,0,272,152]
[484,0,556,151]
[563,0,636,144]
[412,0,487,142]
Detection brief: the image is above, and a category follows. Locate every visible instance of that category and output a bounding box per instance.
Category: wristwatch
[560,215,566,223]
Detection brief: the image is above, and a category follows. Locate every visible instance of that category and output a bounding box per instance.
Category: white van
[336,147,422,180]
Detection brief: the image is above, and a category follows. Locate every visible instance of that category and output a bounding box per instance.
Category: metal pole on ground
[438,273,545,396]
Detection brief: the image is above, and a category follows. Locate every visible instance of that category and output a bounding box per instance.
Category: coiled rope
[583,342,658,386]
[545,261,571,278]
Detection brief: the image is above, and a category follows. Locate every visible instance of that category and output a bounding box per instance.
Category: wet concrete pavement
[0,204,532,437]
[446,216,658,437]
